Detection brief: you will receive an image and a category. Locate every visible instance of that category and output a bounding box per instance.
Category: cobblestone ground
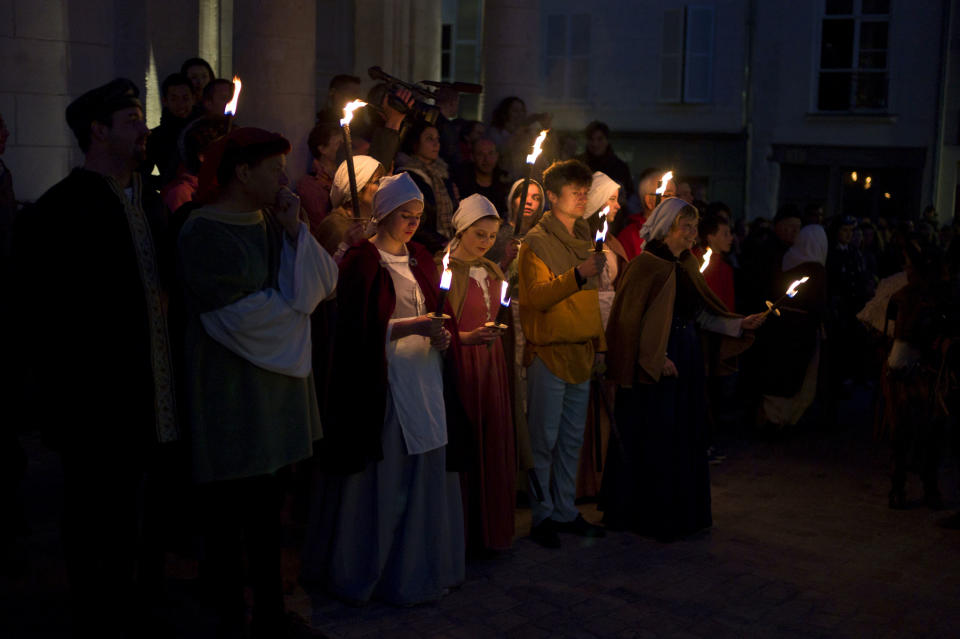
[3,390,959,638]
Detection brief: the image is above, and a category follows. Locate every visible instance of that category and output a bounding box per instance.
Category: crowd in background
[0,60,959,639]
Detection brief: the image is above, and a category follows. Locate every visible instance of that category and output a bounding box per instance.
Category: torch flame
[595,206,610,243]
[786,276,809,298]
[224,76,242,116]
[439,247,453,291]
[340,99,367,127]
[499,280,511,307]
[700,247,713,273]
[526,129,549,165]
[655,171,674,196]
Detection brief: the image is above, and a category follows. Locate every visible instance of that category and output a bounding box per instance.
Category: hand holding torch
[339,100,368,220]
[761,276,810,318]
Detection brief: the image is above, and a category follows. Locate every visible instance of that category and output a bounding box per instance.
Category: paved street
[3,391,959,638]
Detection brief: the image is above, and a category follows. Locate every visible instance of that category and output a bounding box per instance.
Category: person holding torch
[438,193,517,554]
[304,172,467,605]
[603,197,766,541]
[518,159,608,548]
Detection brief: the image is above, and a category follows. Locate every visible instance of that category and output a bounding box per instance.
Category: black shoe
[553,514,606,538]
[529,519,561,548]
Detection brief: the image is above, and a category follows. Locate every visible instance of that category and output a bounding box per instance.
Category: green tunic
[179,208,322,483]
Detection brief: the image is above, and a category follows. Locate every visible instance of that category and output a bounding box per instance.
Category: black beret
[65,78,143,140]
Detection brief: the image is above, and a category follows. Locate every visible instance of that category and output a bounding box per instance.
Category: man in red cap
[178,126,337,637]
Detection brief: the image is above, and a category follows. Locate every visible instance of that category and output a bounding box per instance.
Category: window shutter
[684,6,714,103]
[659,9,684,102]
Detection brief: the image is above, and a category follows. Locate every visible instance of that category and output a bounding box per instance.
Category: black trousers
[200,473,284,637]
[60,444,160,639]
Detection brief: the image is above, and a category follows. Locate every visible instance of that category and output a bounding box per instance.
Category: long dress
[577,239,625,499]
[302,246,464,605]
[601,247,712,540]
[453,263,516,551]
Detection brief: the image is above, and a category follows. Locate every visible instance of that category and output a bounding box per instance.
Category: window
[659,6,715,103]
[439,0,483,119]
[545,14,591,101]
[817,0,890,111]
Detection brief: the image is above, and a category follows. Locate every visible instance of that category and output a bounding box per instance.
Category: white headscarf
[782,224,828,271]
[584,171,620,219]
[638,197,691,243]
[330,155,382,209]
[372,172,423,221]
[452,193,500,235]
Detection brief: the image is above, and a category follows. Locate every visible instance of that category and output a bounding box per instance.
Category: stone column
[481,0,540,121]
[233,0,317,182]
[354,0,441,84]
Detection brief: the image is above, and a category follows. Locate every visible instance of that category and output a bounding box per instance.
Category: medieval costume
[178,128,338,635]
[17,80,180,636]
[603,198,752,541]
[758,225,828,427]
[577,172,627,498]
[444,195,516,552]
[303,173,466,605]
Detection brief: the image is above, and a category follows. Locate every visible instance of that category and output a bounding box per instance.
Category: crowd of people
[0,60,959,638]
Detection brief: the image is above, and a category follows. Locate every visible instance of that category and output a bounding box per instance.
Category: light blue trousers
[526,356,590,526]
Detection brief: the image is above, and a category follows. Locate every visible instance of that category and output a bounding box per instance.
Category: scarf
[404,155,455,237]
[524,211,597,290]
[105,173,178,444]
[442,255,505,319]
[783,224,828,271]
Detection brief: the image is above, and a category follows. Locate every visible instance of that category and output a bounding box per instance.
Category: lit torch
[762,276,810,318]
[223,76,242,130]
[700,247,713,274]
[655,170,674,206]
[511,129,550,238]
[434,247,453,320]
[491,280,512,328]
[594,206,610,253]
[339,99,367,220]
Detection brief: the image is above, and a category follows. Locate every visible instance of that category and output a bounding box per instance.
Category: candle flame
[439,247,453,291]
[864,176,872,190]
[224,76,242,116]
[526,129,549,165]
[594,206,610,243]
[851,171,858,182]
[499,280,511,307]
[786,276,809,298]
[340,99,367,127]
[700,247,713,273]
[655,171,674,196]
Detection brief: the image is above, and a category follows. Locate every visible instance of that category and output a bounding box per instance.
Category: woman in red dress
[441,194,516,553]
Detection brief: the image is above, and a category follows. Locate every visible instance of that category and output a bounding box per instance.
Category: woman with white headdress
[302,172,466,605]
[602,197,766,540]
[441,194,516,553]
[313,155,383,258]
